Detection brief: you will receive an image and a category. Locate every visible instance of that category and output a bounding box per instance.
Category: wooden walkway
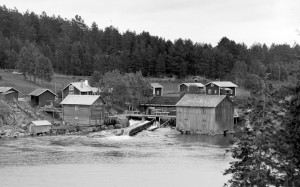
[123,119,155,136]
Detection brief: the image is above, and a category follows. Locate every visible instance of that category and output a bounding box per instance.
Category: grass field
[0,69,87,97]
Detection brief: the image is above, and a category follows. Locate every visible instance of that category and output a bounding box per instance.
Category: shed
[0,87,19,102]
[28,88,57,107]
[176,94,234,134]
[150,83,163,96]
[205,81,238,96]
[27,120,52,135]
[60,95,106,126]
[178,83,205,93]
[61,80,100,99]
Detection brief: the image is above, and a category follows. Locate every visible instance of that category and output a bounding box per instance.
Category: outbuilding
[150,83,163,96]
[178,83,205,93]
[176,94,234,134]
[28,88,57,107]
[60,95,106,126]
[27,120,52,135]
[205,81,238,96]
[0,87,19,102]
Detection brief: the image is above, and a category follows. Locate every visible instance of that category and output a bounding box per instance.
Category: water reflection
[175,134,233,147]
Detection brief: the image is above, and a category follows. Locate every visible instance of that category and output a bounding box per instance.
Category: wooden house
[178,83,205,93]
[150,83,163,96]
[27,120,52,135]
[60,95,106,126]
[205,81,238,96]
[176,94,234,134]
[61,80,100,99]
[28,88,57,107]
[0,87,19,102]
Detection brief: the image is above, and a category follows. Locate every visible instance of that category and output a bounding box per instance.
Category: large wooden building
[61,80,100,99]
[205,81,238,96]
[28,88,57,107]
[178,83,205,93]
[176,94,234,134]
[0,87,19,102]
[60,95,106,126]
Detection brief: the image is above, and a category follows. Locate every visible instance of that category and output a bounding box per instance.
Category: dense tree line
[0,5,299,83]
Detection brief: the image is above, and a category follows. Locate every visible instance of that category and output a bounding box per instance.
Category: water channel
[0,128,233,187]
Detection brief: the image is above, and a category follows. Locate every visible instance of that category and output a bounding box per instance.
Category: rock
[108,125,115,130]
[4,129,12,136]
[87,127,97,132]
[100,125,108,130]
[21,123,28,130]
[112,129,124,136]
[114,124,123,129]
[18,133,25,137]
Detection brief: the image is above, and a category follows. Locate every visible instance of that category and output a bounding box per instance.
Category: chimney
[80,80,84,88]
[84,80,89,86]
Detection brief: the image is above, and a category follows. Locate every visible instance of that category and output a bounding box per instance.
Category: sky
[1,0,300,47]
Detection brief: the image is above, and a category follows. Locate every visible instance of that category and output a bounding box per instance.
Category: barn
[176,94,234,134]
[60,95,106,126]
[205,81,238,96]
[27,120,52,135]
[0,87,19,102]
[28,88,57,107]
[178,83,205,93]
[61,80,100,99]
[150,83,163,96]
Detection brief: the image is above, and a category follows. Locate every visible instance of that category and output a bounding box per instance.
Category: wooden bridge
[123,119,155,136]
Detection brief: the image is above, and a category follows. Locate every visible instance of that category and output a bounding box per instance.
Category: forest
[0,5,299,83]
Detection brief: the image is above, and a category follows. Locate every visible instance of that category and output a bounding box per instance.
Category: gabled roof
[205,81,238,87]
[0,87,19,93]
[28,120,51,126]
[176,94,231,107]
[150,83,163,88]
[60,95,105,105]
[28,88,57,96]
[179,83,205,87]
[62,82,100,93]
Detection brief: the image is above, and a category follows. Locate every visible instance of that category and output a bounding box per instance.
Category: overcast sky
[2,0,300,47]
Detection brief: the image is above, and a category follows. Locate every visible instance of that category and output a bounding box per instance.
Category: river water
[0,128,233,187]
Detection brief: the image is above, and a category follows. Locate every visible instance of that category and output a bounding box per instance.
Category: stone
[108,125,115,130]
[114,124,123,129]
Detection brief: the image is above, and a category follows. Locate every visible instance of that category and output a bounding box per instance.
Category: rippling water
[0,128,233,187]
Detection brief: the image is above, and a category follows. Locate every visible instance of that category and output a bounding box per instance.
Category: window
[211,83,214,87]
[202,109,206,114]
[75,106,79,111]
[215,90,217,94]
[156,90,160,95]
[208,89,212,94]
[69,85,74,91]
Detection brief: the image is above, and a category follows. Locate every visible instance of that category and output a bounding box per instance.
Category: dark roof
[176,94,230,107]
[28,88,57,96]
[143,96,182,106]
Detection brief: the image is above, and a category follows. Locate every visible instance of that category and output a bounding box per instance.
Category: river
[0,128,233,187]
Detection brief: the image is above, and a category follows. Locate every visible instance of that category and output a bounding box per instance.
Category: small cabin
[28,88,57,107]
[176,94,234,134]
[150,83,163,96]
[61,80,100,99]
[0,87,19,102]
[60,95,106,126]
[27,120,52,135]
[178,83,205,93]
[205,81,238,96]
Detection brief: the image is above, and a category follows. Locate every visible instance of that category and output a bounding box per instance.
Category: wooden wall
[176,107,216,133]
[215,97,234,132]
[205,83,220,95]
[63,105,91,125]
[38,91,56,107]
[62,86,80,99]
